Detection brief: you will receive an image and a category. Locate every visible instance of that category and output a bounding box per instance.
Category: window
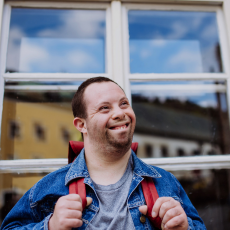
[8,120,20,139]
[0,1,230,229]
[123,3,230,228]
[61,127,71,144]
[144,144,153,157]
[6,8,107,74]
[34,123,46,141]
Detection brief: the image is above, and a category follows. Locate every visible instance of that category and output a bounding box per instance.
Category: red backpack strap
[68,142,140,212]
[68,141,139,164]
[68,141,84,164]
[141,177,162,229]
[69,178,87,210]
[131,142,138,154]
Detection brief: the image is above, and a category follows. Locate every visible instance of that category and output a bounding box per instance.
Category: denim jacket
[1,149,206,230]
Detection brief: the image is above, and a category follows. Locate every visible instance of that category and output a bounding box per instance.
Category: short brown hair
[72,76,122,118]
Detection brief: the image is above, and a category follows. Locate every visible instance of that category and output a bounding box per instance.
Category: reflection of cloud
[38,10,105,38]
[201,24,217,41]
[198,100,217,108]
[167,22,188,40]
[19,41,49,72]
[168,46,202,72]
[140,49,151,59]
[6,27,25,71]
[67,50,100,70]
[130,39,202,73]
[19,38,102,73]
[7,9,105,72]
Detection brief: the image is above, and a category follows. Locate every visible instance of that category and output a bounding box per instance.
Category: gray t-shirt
[87,156,135,230]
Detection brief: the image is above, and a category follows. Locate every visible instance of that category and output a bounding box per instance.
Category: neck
[84,140,132,185]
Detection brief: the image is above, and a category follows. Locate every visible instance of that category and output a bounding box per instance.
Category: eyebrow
[119,97,128,102]
[95,97,128,108]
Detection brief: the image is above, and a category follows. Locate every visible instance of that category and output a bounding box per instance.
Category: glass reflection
[173,169,230,229]
[6,8,106,73]
[128,11,222,73]
[0,172,48,224]
[0,83,82,160]
[131,80,230,158]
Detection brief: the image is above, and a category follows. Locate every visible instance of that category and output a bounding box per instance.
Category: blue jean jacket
[1,149,206,230]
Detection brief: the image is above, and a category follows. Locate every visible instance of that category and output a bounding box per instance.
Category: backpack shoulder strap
[68,141,84,164]
[141,177,162,229]
[69,178,87,210]
[68,141,139,164]
[68,141,161,228]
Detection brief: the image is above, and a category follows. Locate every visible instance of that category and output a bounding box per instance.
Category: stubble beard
[86,121,134,158]
[105,125,133,155]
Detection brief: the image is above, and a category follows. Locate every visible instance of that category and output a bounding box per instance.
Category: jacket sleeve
[0,187,52,230]
[170,173,207,230]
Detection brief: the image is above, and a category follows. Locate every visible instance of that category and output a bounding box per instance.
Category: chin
[107,137,132,152]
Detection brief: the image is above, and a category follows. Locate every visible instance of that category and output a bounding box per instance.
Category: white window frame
[1,0,230,175]
[121,2,230,170]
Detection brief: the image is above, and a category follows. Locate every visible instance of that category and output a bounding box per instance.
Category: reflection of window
[61,127,70,144]
[9,121,20,139]
[34,123,45,141]
[161,146,168,157]
[177,148,185,157]
[145,144,153,157]
[193,149,201,156]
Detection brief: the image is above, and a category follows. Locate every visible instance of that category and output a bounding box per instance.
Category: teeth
[113,125,126,130]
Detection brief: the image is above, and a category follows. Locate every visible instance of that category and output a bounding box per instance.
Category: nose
[111,106,125,120]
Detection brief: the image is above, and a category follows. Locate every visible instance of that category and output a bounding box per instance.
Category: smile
[109,123,129,130]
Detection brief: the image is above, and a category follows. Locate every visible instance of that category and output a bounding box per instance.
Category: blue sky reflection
[129,10,222,73]
[6,8,106,73]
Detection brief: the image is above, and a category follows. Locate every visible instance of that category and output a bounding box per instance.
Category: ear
[73,117,87,134]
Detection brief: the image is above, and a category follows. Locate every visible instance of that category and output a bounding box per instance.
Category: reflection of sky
[5,81,83,86]
[131,80,225,85]
[131,81,227,111]
[19,38,104,73]
[129,10,222,73]
[7,8,106,73]
[130,40,202,73]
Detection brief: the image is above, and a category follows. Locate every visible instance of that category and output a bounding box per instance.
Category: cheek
[128,110,136,124]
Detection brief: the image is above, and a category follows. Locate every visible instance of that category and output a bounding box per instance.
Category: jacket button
[140,215,146,223]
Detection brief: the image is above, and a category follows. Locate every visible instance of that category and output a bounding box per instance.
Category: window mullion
[111,1,124,88]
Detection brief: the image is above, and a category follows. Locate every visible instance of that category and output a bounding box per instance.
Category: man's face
[83,82,136,150]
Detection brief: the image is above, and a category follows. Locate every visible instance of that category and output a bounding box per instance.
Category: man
[1,77,206,230]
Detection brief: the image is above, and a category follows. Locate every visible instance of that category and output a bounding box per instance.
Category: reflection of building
[132,93,230,158]
[1,98,81,160]
[0,97,81,218]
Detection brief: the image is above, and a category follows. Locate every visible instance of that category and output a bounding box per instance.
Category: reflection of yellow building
[1,99,82,160]
[0,98,82,216]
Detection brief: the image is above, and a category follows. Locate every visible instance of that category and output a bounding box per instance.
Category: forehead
[84,81,126,106]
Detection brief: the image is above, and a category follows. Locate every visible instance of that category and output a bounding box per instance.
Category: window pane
[173,169,230,229]
[0,82,82,160]
[6,8,106,73]
[0,172,48,224]
[128,11,222,73]
[131,80,230,158]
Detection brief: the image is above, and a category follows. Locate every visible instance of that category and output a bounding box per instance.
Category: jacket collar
[65,148,161,186]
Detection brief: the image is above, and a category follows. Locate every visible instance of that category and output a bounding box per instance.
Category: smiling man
[0,77,206,230]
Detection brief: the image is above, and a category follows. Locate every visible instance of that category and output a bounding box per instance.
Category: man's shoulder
[30,164,72,203]
[133,154,173,179]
